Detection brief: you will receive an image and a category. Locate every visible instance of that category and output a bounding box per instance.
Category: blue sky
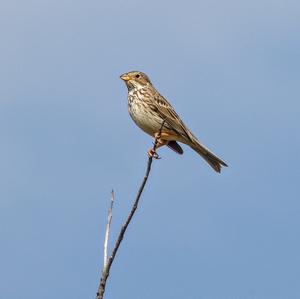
[1,0,299,298]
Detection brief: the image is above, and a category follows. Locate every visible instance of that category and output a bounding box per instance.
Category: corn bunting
[120,71,228,173]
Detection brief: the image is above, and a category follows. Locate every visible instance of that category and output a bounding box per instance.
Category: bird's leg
[148,133,168,159]
[154,132,162,140]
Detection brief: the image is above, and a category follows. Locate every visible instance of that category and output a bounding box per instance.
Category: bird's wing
[153,92,195,143]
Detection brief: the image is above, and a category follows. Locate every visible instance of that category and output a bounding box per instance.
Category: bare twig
[96,120,166,299]
[103,190,114,269]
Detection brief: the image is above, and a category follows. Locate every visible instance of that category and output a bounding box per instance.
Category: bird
[120,71,228,173]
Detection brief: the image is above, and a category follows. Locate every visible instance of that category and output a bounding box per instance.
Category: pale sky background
[1,0,300,298]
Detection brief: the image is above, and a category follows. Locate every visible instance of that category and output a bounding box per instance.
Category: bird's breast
[127,90,162,136]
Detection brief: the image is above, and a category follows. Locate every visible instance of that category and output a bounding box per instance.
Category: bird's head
[120,71,152,91]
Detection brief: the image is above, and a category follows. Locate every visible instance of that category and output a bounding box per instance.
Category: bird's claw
[148,149,161,159]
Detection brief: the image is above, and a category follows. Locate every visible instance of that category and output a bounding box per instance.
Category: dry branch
[103,190,114,268]
[96,120,165,299]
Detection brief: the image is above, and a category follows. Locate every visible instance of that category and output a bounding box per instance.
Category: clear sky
[1,0,299,298]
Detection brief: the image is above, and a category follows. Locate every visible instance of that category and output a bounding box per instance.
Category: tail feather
[167,140,184,155]
[190,142,228,173]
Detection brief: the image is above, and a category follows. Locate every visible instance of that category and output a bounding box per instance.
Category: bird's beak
[120,74,131,81]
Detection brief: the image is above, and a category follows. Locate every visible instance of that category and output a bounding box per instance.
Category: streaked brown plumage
[120,71,228,173]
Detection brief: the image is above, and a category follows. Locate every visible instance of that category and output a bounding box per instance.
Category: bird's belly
[128,102,162,136]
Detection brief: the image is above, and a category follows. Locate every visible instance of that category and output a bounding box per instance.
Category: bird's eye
[135,74,140,78]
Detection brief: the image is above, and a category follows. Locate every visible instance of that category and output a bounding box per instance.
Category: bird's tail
[190,141,228,173]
